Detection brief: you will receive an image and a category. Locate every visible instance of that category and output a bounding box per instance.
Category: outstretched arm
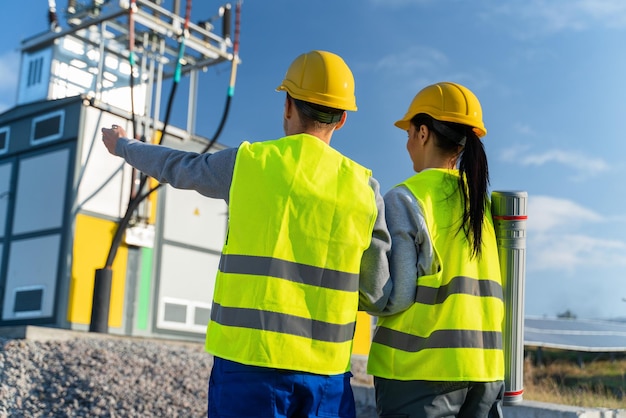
[101,124,237,201]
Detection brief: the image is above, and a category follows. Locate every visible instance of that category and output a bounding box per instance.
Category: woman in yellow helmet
[367,82,505,417]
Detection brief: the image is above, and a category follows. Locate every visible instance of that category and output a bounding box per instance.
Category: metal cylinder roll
[491,190,528,406]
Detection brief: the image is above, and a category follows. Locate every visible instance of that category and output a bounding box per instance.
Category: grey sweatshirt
[377,184,438,316]
[114,137,397,314]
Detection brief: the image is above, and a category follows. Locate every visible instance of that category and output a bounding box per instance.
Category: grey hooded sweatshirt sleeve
[115,137,237,202]
[368,184,438,316]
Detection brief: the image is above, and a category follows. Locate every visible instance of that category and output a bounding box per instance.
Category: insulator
[223,4,232,41]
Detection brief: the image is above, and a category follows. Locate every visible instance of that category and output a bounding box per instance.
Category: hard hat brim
[394,116,486,138]
[276,51,358,111]
[394,118,411,131]
[394,82,488,138]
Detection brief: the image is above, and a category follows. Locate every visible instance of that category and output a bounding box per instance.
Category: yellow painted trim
[67,214,128,327]
[148,177,159,224]
[352,311,373,356]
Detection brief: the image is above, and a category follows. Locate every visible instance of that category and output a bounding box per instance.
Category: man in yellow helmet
[102,50,391,418]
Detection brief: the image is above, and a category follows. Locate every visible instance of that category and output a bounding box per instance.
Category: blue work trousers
[208,357,356,418]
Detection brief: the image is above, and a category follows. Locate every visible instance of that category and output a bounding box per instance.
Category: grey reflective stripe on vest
[219,254,359,292]
[373,327,502,352]
[211,302,356,343]
[415,276,503,304]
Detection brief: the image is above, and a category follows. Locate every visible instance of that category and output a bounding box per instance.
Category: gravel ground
[0,336,377,417]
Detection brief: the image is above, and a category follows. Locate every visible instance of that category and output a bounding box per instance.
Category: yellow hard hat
[276,50,357,111]
[394,81,486,138]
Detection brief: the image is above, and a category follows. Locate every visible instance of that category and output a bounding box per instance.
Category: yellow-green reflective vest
[206,134,377,375]
[368,169,504,382]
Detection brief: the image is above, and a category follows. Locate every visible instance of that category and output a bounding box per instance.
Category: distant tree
[557,309,577,319]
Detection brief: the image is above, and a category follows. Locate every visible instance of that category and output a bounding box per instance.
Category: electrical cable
[201,0,241,154]
[92,1,241,333]
[103,1,242,269]
[159,0,192,146]
[133,0,192,193]
[128,0,140,202]
[103,0,193,269]
[121,0,243,258]
[128,0,138,139]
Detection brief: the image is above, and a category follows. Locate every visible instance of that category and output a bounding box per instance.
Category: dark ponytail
[458,128,489,258]
[411,113,490,258]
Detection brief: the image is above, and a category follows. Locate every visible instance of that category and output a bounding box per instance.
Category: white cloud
[500,147,610,180]
[575,0,626,28]
[525,195,626,272]
[513,123,536,136]
[369,48,497,98]
[528,195,602,233]
[372,46,448,76]
[481,0,626,38]
[523,150,609,177]
[368,0,434,6]
[368,0,626,34]
[530,233,626,272]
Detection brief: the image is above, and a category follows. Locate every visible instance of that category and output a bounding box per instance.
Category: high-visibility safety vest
[205,134,377,375]
[367,169,504,382]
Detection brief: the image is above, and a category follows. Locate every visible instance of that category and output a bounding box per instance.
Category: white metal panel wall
[2,235,60,320]
[75,107,132,218]
[157,244,219,333]
[17,48,53,105]
[13,149,68,234]
[0,162,11,238]
[19,36,147,114]
[2,148,70,320]
[0,162,10,319]
[49,35,146,114]
[163,187,227,251]
[157,187,227,334]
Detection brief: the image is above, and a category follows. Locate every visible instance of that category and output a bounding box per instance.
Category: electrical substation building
[0,0,233,342]
[0,0,373,356]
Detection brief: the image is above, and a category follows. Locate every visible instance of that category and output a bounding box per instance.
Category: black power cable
[90,1,241,333]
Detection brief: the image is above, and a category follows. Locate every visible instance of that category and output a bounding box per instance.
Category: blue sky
[1,0,626,319]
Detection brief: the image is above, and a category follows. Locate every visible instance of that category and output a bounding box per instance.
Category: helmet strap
[293,99,343,124]
[432,119,466,146]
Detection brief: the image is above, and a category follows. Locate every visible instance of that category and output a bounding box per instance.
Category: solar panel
[524,317,626,352]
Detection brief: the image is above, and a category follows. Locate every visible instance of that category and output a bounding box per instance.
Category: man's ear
[284,96,293,119]
[333,111,348,131]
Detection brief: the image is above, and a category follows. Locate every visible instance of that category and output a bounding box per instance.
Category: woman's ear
[419,124,431,145]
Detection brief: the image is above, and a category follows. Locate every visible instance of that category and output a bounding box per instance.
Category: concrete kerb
[2,326,625,417]
[352,385,626,418]
[349,355,626,418]
[502,401,626,418]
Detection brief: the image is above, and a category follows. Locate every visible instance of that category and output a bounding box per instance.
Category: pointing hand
[101,124,128,155]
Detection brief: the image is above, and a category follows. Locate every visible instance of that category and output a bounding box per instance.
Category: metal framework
[23,0,238,139]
